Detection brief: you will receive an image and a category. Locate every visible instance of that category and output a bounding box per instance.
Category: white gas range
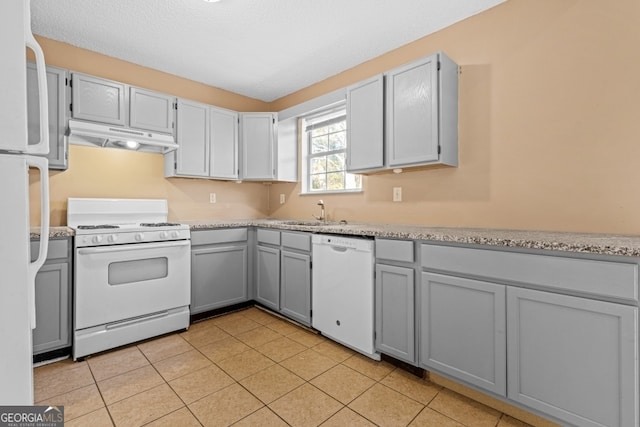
[68,198,191,359]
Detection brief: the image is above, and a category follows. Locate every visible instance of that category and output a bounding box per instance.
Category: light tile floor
[34,307,536,427]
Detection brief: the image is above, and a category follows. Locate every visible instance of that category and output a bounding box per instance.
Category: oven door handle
[77,240,190,255]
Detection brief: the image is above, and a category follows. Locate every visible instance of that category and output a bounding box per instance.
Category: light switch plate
[209,193,216,204]
[280,194,285,204]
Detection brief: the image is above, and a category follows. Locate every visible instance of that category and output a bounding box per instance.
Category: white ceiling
[31,0,505,102]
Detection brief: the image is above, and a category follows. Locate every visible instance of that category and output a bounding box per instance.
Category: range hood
[68,119,178,154]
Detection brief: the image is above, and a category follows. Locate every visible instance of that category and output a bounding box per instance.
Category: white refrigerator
[0,0,51,404]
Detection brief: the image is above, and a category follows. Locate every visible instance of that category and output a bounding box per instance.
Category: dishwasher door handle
[330,246,349,252]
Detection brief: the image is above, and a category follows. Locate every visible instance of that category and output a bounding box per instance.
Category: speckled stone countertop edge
[30,226,74,239]
[29,221,640,258]
[185,219,640,258]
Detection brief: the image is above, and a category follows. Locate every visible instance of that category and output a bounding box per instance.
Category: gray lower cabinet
[419,272,506,396]
[374,238,416,364]
[280,250,311,326]
[507,287,637,427]
[27,62,69,170]
[32,238,72,355]
[375,263,415,363]
[255,245,280,311]
[255,229,312,325]
[190,229,249,314]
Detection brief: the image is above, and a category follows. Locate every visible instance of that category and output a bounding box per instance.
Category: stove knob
[92,235,103,244]
[108,234,118,243]
[171,231,180,238]
[159,231,168,239]
[135,233,144,242]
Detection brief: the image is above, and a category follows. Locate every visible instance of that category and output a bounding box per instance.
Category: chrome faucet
[312,199,325,222]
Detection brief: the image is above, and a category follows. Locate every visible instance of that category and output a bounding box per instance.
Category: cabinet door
[33,262,70,354]
[191,245,248,314]
[346,75,384,172]
[386,54,439,167]
[420,273,506,396]
[176,99,210,177]
[210,106,239,180]
[129,87,175,134]
[280,250,311,326]
[240,113,276,180]
[255,245,280,311]
[71,73,126,126]
[27,63,68,170]
[375,264,415,363]
[507,287,638,427]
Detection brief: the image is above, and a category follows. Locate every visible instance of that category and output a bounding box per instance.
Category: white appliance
[67,198,191,359]
[312,235,380,360]
[0,0,50,404]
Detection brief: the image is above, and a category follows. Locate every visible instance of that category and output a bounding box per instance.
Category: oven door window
[108,257,168,285]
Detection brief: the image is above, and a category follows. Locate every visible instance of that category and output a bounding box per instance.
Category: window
[304,108,362,193]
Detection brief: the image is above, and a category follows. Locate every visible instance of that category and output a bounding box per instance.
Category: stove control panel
[75,227,190,248]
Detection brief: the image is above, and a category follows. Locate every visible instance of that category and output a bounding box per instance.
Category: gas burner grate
[139,222,182,227]
[77,224,120,230]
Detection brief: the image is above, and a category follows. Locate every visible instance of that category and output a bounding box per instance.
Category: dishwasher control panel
[311,234,373,251]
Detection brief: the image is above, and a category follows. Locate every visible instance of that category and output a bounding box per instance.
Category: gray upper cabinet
[386,53,458,168]
[507,287,638,427]
[174,99,210,177]
[420,272,506,396]
[72,72,176,135]
[165,102,240,180]
[210,106,239,180]
[129,87,175,134]
[190,229,249,314]
[71,73,126,126]
[346,75,384,172]
[240,112,277,180]
[345,51,458,172]
[27,63,68,170]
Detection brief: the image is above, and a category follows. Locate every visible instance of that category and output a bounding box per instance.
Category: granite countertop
[28,220,640,257]
[186,219,640,258]
[30,226,75,239]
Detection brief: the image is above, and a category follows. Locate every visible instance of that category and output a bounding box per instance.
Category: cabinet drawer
[257,229,281,246]
[376,239,414,263]
[421,244,638,301]
[31,238,69,262]
[191,228,247,246]
[281,232,311,252]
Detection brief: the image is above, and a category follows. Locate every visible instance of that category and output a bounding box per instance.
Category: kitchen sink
[278,220,333,227]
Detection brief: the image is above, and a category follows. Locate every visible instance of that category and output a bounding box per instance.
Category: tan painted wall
[31,0,640,234]
[30,38,270,226]
[268,0,640,234]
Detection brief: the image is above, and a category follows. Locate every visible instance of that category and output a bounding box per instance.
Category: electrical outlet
[280,194,286,204]
[393,187,402,202]
[209,193,216,204]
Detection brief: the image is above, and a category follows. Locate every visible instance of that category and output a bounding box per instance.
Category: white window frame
[300,105,362,195]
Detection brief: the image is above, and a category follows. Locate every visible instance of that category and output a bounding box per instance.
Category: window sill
[299,189,363,196]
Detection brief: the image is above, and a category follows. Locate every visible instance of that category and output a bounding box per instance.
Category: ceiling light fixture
[203,0,221,3]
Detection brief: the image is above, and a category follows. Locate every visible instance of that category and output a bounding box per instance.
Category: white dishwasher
[312,234,380,360]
